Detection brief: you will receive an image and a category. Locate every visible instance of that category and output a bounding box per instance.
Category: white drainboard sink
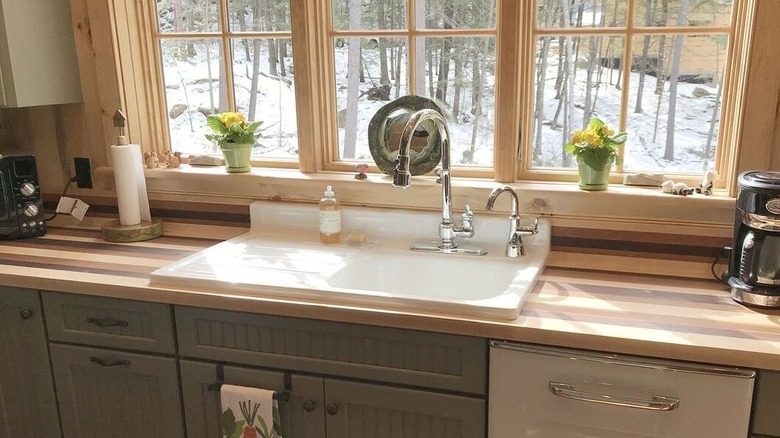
[149,200,550,320]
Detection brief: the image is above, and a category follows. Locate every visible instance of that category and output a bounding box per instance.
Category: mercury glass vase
[576,155,613,191]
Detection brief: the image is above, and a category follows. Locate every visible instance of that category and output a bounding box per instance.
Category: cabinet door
[324,379,485,438]
[180,360,326,438]
[51,343,184,438]
[0,287,61,437]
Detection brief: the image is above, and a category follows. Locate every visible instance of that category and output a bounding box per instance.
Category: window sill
[93,165,736,233]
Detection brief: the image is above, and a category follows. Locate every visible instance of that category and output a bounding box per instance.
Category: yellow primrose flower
[571,130,584,144]
[600,126,614,137]
[219,112,246,129]
[584,130,602,147]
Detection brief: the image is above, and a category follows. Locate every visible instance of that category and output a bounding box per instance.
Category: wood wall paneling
[735,0,780,177]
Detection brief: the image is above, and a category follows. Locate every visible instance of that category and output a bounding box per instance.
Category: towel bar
[207,363,291,401]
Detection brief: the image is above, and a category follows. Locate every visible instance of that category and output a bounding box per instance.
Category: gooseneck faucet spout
[486,185,539,257]
[393,109,485,255]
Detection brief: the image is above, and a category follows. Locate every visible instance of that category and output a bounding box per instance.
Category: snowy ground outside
[161,37,723,175]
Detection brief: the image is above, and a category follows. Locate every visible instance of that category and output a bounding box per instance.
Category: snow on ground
[162,38,722,175]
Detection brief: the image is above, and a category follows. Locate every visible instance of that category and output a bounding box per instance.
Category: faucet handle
[461,204,475,231]
[515,216,539,236]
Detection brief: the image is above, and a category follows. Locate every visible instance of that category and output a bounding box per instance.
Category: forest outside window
[331,0,498,169]
[528,0,736,178]
[153,0,299,163]
[142,0,749,187]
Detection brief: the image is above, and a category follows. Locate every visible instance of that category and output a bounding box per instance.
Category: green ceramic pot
[220,142,253,173]
[576,155,613,191]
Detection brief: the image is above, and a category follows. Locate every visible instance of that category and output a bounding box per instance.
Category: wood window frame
[68,0,780,226]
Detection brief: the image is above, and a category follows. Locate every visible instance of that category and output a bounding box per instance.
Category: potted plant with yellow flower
[564,117,627,191]
[205,112,262,173]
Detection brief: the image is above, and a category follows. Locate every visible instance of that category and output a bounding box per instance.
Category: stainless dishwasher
[489,341,755,438]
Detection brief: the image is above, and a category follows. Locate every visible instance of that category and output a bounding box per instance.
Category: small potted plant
[205,111,263,173]
[564,117,627,191]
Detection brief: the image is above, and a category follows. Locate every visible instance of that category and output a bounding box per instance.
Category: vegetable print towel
[220,384,283,438]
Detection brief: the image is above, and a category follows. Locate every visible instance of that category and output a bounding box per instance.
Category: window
[524,0,740,181]
[152,0,299,164]
[136,0,753,188]
[330,0,497,169]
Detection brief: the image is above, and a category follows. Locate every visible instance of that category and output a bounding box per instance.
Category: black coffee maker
[727,171,780,307]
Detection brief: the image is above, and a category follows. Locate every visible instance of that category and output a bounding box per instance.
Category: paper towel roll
[110,144,151,226]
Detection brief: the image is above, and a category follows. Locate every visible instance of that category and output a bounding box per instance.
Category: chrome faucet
[393,109,485,255]
[485,185,539,257]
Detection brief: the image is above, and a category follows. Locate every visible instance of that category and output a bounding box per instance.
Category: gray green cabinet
[323,379,485,438]
[753,370,780,437]
[175,305,487,438]
[0,286,61,437]
[180,360,485,438]
[180,360,326,438]
[50,343,184,438]
[42,291,183,438]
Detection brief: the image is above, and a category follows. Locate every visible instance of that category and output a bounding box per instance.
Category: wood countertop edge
[2,264,779,372]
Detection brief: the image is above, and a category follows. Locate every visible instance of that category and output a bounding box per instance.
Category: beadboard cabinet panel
[0,287,61,437]
[50,343,184,438]
[324,379,486,438]
[175,305,487,395]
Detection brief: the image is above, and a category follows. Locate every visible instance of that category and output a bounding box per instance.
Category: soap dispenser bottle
[319,185,341,243]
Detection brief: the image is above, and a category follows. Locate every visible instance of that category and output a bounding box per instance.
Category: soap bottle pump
[319,185,341,243]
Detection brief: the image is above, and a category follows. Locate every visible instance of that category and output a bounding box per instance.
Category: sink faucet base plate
[411,242,487,256]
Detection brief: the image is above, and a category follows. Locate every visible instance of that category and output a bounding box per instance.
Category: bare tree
[377,0,389,85]
[634,0,657,113]
[342,0,362,159]
[663,0,689,160]
[415,0,426,94]
[534,5,554,160]
[655,0,670,95]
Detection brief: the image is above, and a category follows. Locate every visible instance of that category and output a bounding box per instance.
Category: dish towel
[220,384,283,438]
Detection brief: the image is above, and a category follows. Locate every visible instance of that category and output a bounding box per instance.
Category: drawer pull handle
[549,382,679,411]
[90,356,131,367]
[303,400,316,412]
[87,317,129,328]
[326,403,339,416]
[19,308,34,320]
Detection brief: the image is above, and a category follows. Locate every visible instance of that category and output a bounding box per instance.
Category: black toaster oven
[0,155,46,239]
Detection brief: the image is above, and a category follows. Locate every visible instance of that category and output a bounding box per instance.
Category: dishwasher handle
[549,382,680,412]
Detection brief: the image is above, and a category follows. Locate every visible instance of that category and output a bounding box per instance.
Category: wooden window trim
[72,0,780,219]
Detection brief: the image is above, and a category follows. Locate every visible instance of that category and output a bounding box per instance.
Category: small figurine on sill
[354,163,368,180]
[143,151,159,169]
[661,180,694,196]
[164,150,182,168]
[696,170,717,196]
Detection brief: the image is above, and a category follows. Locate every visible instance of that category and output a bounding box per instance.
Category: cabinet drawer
[43,292,175,354]
[176,306,487,395]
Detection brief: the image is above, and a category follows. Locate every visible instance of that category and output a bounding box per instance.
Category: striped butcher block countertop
[1,227,779,372]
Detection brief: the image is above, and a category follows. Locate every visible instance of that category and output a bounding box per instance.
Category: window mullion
[291,0,323,172]
[494,0,522,182]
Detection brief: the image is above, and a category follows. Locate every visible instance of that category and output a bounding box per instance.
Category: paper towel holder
[101,110,163,243]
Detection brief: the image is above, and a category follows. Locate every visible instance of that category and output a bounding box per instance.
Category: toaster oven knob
[23,203,39,217]
[19,182,36,197]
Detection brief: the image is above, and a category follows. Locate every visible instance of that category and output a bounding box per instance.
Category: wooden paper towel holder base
[101,219,163,242]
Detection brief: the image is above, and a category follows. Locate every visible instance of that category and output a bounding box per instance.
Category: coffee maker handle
[740,230,765,285]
